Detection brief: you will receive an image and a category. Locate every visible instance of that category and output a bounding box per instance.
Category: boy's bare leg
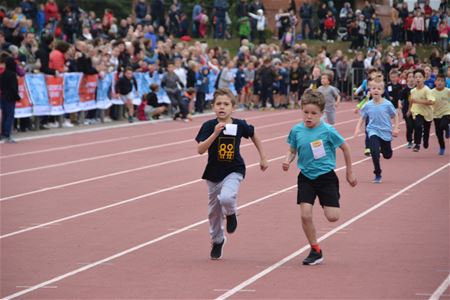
[300,203,317,245]
[323,206,340,222]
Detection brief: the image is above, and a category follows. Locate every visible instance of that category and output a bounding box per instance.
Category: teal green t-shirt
[287,121,345,180]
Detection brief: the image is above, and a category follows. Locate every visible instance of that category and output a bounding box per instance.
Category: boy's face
[435,77,445,90]
[213,95,235,121]
[320,75,329,85]
[302,104,323,128]
[125,70,133,79]
[370,82,384,99]
[406,73,415,86]
[390,73,398,83]
[414,73,424,85]
[167,64,174,72]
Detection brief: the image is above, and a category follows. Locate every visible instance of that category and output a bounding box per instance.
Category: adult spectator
[150,0,165,29]
[213,0,229,40]
[20,0,37,21]
[135,0,148,24]
[45,0,61,33]
[362,0,375,21]
[192,1,203,38]
[19,32,40,72]
[0,56,20,143]
[248,0,265,42]
[299,0,313,39]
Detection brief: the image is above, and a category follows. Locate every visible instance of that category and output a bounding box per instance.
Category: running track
[1,102,448,299]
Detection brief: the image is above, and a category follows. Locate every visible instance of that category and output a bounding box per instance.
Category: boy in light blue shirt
[354,77,399,183]
[283,90,357,266]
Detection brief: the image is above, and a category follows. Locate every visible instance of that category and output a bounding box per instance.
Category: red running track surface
[1,102,448,299]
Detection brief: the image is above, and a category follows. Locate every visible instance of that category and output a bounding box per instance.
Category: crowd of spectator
[0,0,449,142]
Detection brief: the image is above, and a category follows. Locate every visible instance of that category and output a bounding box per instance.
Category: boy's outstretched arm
[282,147,297,171]
[392,111,400,137]
[197,122,226,154]
[340,142,357,187]
[353,116,365,137]
[251,134,268,171]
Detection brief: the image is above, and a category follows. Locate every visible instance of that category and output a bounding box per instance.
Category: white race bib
[223,124,237,136]
[310,140,326,160]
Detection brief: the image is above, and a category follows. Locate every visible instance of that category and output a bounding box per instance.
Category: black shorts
[297,170,340,207]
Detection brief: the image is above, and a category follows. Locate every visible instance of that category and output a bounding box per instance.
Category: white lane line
[4,108,339,156]
[0,110,351,159]
[429,275,450,300]
[0,132,365,238]
[215,163,450,300]
[2,156,446,300]
[0,118,359,201]
[0,114,299,160]
[0,157,284,239]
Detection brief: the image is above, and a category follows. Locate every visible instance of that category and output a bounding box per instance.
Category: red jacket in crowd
[45,1,60,22]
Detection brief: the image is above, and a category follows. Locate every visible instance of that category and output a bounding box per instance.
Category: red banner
[79,74,98,103]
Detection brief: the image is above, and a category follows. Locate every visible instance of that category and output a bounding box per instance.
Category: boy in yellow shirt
[431,73,450,155]
[409,69,435,152]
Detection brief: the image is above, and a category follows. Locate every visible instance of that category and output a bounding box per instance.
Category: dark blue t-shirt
[195,118,254,182]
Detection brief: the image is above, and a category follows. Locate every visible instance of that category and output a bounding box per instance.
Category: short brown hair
[212,88,236,106]
[301,90,325,112]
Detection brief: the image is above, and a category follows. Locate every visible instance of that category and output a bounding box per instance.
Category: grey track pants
[206,172,243,244]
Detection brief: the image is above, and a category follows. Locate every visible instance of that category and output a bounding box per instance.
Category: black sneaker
[302,248,323,265]
[226,214,237,234]
[210,237,226,260]
[413,144,420,152]
[423,140,429,149]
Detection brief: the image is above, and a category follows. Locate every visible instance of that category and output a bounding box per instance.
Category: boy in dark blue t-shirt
[195,88,268,260]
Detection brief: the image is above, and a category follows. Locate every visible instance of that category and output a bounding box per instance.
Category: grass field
[184,35,439,60]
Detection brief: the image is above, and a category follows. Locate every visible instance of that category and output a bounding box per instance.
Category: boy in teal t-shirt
[283,90,357,266]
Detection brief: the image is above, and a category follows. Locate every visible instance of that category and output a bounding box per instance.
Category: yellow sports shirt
[411,86,435,122]
[431,88,450,119]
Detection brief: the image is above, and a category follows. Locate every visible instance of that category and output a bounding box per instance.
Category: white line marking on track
[0,157,286,239]
[0,118,359,201]
[213,289,255,292]
[6,108,355,147]
[429,274,450,300]
[0,143,421,299]
[0,133,366,238]
[215,163,450,300]
[0,113,357,177]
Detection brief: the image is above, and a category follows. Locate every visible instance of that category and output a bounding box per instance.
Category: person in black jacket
[35,34,56,75]
[116,67,138,123]
[0,56,21,143]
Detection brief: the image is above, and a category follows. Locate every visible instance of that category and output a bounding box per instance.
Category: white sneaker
[63,120,74,128]
[50,122,59,128]
[103,116,112,123]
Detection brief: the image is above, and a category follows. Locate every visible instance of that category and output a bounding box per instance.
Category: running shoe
[364,148,371,156]
[302,248,323,265]
[210,237,226,260]
[226,214,238,234]
[372,175,382,184]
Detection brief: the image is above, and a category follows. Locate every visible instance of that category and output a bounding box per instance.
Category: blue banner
[96,73,113,109]
[63,73,82,113]
[25,74,50,116]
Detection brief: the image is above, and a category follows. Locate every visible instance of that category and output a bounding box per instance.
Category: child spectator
[161,61,184,115]
[137,83,167,121]
[195,88,268,260]
[324,11,336,43]
[317,71,341,125]
[431,73,450,155]
[234,62,247,108]
[195,66,209,114]
[282,90,357,265]
[409,69,435,152]
[173,87,195,122]
[354,77,399,183]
